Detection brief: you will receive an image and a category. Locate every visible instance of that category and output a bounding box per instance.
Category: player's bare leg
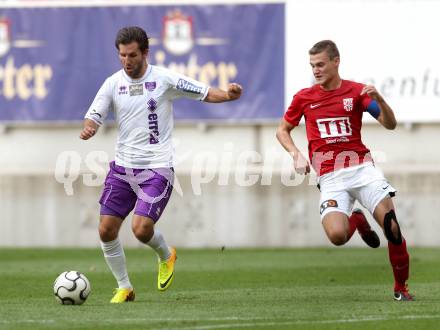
[373,197,414,301]
[99,215,135,303]
[323,210,379,247]
[132,215,177,291]
[322,211,351,246]
[99,215,123,242]
[132,215,155,243]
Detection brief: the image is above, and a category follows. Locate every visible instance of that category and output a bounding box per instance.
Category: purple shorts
[99,161,174,222]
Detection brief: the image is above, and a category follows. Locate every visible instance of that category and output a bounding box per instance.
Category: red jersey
[284,80,374,176]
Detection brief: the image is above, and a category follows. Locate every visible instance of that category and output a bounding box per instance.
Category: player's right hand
[79,126,96,140]
[227,83,243,100]
[294,153,310,175]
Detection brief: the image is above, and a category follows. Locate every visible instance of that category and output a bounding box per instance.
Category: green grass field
[0,247,439,330]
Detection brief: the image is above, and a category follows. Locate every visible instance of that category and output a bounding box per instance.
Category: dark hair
[115,26,149,52]
[309,40,340,60]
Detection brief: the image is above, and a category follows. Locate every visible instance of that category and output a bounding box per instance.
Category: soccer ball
[53,271,91,305]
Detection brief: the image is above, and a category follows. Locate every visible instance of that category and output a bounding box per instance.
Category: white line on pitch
[1,314,439,327]
[150,314,440,330]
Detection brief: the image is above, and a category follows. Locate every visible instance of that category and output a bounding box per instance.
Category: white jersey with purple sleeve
[85,64,209,169]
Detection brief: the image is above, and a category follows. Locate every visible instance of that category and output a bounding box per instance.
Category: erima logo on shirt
[118,86,128,95]
[176,79,203,94]
[148,113,159,144]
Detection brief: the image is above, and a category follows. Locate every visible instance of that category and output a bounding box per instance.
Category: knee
[99,222,119,242]
[132,220,154,243]
[383,209,402,245]
[327,230,347,246]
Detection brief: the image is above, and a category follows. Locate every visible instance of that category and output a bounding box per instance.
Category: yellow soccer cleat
[158,247,177,291]
[110,288,135,303]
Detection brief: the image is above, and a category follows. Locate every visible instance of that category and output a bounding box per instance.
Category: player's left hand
[80,126,96,140]
[361,85,384,102]
[227,83,242,100]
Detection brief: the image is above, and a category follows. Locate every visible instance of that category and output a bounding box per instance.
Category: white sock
[100,238,132,289]
[147,229,171,262]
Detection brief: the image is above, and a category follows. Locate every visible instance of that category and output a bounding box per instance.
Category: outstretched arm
[79,119,98,140]
[361,85,397,130]
[276,118,310,175]
[204,83,242,103]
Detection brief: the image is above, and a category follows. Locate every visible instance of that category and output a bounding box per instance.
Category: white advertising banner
[286,0,440,123]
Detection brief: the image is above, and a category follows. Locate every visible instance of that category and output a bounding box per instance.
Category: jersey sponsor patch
[129,84,144,96]
[176,78,203,94]
[148,113,159,144]
[316,117,352,138]
[320,199,339,215]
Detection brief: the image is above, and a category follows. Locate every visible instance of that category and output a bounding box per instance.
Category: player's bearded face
[118,42,148,79]
[310,52,339,85]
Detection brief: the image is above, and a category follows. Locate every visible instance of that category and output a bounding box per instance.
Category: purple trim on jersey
[99,161,174,222]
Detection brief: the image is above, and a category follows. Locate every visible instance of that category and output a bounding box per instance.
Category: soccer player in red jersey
[276,40,413,301]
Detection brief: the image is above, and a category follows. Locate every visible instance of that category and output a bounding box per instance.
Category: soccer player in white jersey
[80,26,242,303]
